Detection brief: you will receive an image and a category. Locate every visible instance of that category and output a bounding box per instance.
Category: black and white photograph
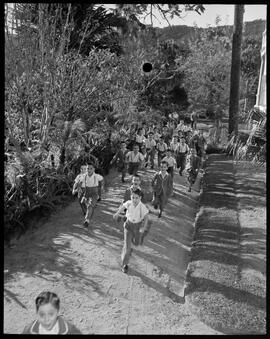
[4,3,266,335]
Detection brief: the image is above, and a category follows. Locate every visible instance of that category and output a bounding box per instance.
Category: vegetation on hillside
[5,4,265,241]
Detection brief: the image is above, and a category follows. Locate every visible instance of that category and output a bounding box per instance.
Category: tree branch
[156,4,172,27]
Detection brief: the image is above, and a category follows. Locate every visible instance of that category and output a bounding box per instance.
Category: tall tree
[228,5,245,136]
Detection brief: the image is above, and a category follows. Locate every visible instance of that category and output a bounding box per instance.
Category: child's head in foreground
[35,291,60,331]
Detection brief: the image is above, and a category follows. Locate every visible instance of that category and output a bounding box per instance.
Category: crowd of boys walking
[72,116,206,274]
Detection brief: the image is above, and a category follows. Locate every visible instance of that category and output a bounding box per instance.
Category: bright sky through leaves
[105,4,266,28]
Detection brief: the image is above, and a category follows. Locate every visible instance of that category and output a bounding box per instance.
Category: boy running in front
[113,188,149,273]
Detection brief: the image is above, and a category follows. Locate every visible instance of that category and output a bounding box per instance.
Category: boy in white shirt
[176,136,190,176]
[153,127,161,143]
[126,143,145,175]
[170,135,180,157]
[144,131,156,169]
[156,136,168,167]
[72,164,88,215]
[162,149,177,179]
[81,162,104,228]
[135,128,145,150]
[113,188,149,273]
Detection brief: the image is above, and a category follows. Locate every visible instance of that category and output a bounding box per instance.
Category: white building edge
[254,27,266,113]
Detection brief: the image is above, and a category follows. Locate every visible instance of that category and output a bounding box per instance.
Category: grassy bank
[184,154,266,334]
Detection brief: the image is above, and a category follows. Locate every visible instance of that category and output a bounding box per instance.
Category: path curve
[4,166,221,334]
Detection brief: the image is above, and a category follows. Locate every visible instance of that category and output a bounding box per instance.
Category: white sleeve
[139,153,144,161]
[96,174,103,181]
[123,201,131,209]
[74,174,81,184]
[141,203,149,219]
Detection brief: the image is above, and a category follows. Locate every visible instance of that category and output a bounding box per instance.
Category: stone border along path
[4,164,221,334]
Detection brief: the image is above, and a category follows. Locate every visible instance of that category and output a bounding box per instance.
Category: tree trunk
[228,5,245,137]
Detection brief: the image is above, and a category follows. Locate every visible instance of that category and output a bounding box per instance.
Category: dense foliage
[5,4,264,241]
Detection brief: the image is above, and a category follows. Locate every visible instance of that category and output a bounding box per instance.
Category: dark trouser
[117,163,127,181]
[78,190,87,216]
[81,187,99,221]
[157,151,166,167]
[191,121,197,129]
[146,148,155,168]
[152,190,167,212]
[137,142,143,152]
[121,220,142,266]
[187,169,198,186]
[167,166,174,178]
[128,162,140,175]
[177,153,187,173]
[98,181,102,199]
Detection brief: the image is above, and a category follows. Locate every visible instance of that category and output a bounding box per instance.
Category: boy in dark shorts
[186,148,201,192]
[110,140,129,182]
[151,160,173,218]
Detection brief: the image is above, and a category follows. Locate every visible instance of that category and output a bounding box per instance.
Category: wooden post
[228,5,245,137]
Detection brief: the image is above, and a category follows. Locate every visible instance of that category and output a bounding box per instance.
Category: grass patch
[185,154,266,334]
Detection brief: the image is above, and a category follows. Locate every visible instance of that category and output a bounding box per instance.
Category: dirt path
[4,166,221,334]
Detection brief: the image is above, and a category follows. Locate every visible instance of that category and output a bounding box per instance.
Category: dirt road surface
[4,167,221,334]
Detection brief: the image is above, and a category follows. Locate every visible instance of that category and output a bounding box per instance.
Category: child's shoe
[83,219,89,228]
[121,264,128,273]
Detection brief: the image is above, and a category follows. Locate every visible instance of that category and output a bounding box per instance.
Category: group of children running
[20,119,206,334]
[110,119,206,192]
[71,118,206,274]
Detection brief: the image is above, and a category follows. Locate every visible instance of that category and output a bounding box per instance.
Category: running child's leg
[98,181,102,201]
[158,192,164,217]
[121,226,133,269]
